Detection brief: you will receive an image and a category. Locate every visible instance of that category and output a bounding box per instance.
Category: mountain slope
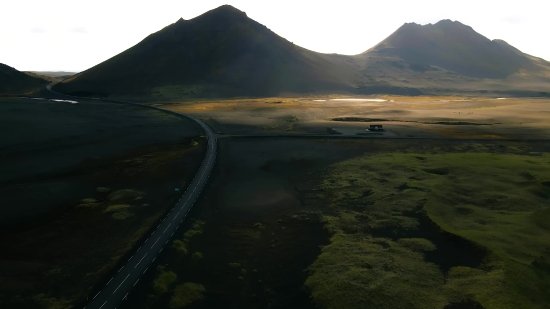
[55,5,362,97]
[0,63,49,95]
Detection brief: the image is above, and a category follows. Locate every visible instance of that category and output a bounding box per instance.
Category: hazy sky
[1,0,548,72]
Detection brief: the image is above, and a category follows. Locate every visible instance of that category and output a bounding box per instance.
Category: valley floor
[1,95,549,309]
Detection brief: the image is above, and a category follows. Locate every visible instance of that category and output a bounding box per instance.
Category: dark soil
[0,98,205,308]
[444,300,486,309]
[122,138,368,309]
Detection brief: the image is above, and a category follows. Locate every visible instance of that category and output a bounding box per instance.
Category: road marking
[145,237,149,242]
[157,224,160,228]
[137,246,141,251]
[93,291,101,299]
[107,277,113,284]
[160,248,163,253]
[152,257,156,262]
[118,266,124,272]
[151,237,161,248]
[135,253,148,268]
[133,279,139,287]
[99,301,107,309]
[163,223,171,233]
[143,267,148,274]
[128,255,133,262]
[171,232,174,237]
[113,274,130,294]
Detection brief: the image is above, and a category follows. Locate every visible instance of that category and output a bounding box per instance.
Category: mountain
[350,20,550,96]
[54,5,362,98]
[362,20,538,79]
[55,7,550,98]
[0,63,49,95]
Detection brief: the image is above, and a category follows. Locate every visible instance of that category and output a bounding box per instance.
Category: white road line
[99,301,107,309]
[137,246,141,251]
[163,223,171,233]
[107,277,113,284]
[143,267,148,274]
[150,232,154,236]
[171,232,174,237]
[145,237,149,242]
[128,255,133,262]
[160,248,163,253]
[151,237,161,248]
[93,291,101,299]
[113,274,130,294]
[133,279,139,287]
[118,266,124,272]
[152,257,156,262]
[157,224,160,228]
[135,253,147,268]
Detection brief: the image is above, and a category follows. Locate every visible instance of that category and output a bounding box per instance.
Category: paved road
[45,85,217,309]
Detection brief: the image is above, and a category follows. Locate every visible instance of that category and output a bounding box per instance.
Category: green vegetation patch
[172,240,188,255]
[153,266,178,295]
[169,283,206,308]
[107,189,144,202]
[306,149,550,309]
[103,204,133,220]
[183,220,205,241]
[103,204,131,213]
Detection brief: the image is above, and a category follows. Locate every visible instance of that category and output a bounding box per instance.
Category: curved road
[45,85,217,309]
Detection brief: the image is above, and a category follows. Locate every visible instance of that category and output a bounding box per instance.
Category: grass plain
[307,144,550,309]
[162,96,550,139]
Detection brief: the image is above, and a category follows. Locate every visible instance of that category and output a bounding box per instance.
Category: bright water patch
[330,98,387,102]
[49,99,78,104]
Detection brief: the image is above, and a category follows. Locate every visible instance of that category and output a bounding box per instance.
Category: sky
[1,0,548,72]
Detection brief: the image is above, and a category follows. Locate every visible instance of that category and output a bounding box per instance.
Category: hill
[54,5,362,98]
[0,63,49,96]
[352,20,550,96]
[27,71,77,81]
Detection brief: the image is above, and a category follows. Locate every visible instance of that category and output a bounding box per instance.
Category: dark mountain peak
[198,4,248,20]
[434,19,463,26]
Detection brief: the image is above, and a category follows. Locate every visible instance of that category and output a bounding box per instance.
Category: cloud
[500,16,527,24]
[30,27,47,33]
[69,27,87,33]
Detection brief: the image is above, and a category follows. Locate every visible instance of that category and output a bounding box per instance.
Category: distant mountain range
[0,63,49,96]
[40,5,550,97]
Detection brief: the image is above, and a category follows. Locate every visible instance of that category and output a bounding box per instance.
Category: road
[45,85,217,309]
